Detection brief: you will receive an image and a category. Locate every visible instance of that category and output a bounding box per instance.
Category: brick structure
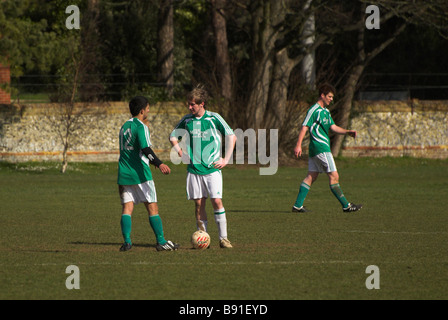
[0,64,11,104]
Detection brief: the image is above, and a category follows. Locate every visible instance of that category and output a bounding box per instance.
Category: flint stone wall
[341,100,448,159]
[0,102,185,162]
[0,100,447,162]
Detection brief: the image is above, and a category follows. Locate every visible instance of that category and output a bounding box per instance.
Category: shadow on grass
[69,241,157,248]
[230,209,288,213]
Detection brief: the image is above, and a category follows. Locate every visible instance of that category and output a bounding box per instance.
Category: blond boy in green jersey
[170,85,237,248]
[118,96,179,251]
[293,84,362,213]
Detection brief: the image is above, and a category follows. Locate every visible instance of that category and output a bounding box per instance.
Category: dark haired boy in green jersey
[292,84,362,213]
[118,96,179,251]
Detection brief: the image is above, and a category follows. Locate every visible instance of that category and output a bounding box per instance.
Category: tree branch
[366,22,407,64]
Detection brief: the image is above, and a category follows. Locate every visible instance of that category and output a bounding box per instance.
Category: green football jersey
[117,118,153,185]
[302,103,335,157]
[170,110,234,175]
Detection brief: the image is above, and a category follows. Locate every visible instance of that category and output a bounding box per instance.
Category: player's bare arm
[170,137,191,163]
[214,134,237,169]
[169,137,182,157]
[294,126,309,158]
[142,146,170,174]
[330,124,357,138]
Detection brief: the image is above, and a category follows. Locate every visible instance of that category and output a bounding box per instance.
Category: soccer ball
[191,230,210,250]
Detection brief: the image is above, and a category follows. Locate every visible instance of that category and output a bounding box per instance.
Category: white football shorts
[186,171,223,200]
[309,152,337,173]
[119,180,157,204]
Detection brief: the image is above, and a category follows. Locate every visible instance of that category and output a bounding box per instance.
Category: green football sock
[294,182,311,208]
[120,214,132,245]
[149,214,167,245]
[330,183,349,208]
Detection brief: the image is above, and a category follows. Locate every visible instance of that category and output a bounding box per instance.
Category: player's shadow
[229,209,286,214]
[69,241,157,248]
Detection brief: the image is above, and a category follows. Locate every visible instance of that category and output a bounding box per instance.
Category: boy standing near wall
[169,84,237,248]
[292,84,362,213]
[118,96,179,251]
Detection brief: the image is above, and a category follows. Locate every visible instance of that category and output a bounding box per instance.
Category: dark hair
[318,83,336,96]
[129,96,149,116]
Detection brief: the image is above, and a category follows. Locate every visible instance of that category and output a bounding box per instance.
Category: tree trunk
[263,47,296,129]
[79,0,103,102]
[211,0,232,102]
[61,157,68,174]
[300,0,316,88]
[61,128,70,173]
[331,4,407,156]
[245,0,282,130]
[331,5,367,156]
[331,64,365,156]
[157,0,174,97]
[245,0,315,130]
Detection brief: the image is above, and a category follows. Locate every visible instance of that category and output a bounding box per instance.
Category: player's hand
[347,130,357,139]
[213,158,228,169]
[158,163,171,175]
[294,146,302,158]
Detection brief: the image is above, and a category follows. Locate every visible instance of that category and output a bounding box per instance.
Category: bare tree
[51,0,105,173]
[211,0,232,102]
[79,0,104,101]
[209,0,447,148]
[52,56,104,173]
[330,2,406,155]
[330,0,448,155]
[244,0,321,130]
[300,0,316,88]
[49,50,84,173]
[157,0,174,97]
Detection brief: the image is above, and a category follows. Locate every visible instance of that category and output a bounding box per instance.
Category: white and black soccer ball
[191,230,210,250]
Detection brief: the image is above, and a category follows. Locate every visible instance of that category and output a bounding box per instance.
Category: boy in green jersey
[118,96,179,251]
[292,84,362,213]
[170,84,237,248]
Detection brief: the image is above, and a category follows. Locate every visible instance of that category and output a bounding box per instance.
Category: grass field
[0,157,447,302]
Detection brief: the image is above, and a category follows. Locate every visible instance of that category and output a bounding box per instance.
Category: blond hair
[187,84,209,107]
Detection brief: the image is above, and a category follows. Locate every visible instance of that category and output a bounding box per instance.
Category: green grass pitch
[0,157,447,300]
